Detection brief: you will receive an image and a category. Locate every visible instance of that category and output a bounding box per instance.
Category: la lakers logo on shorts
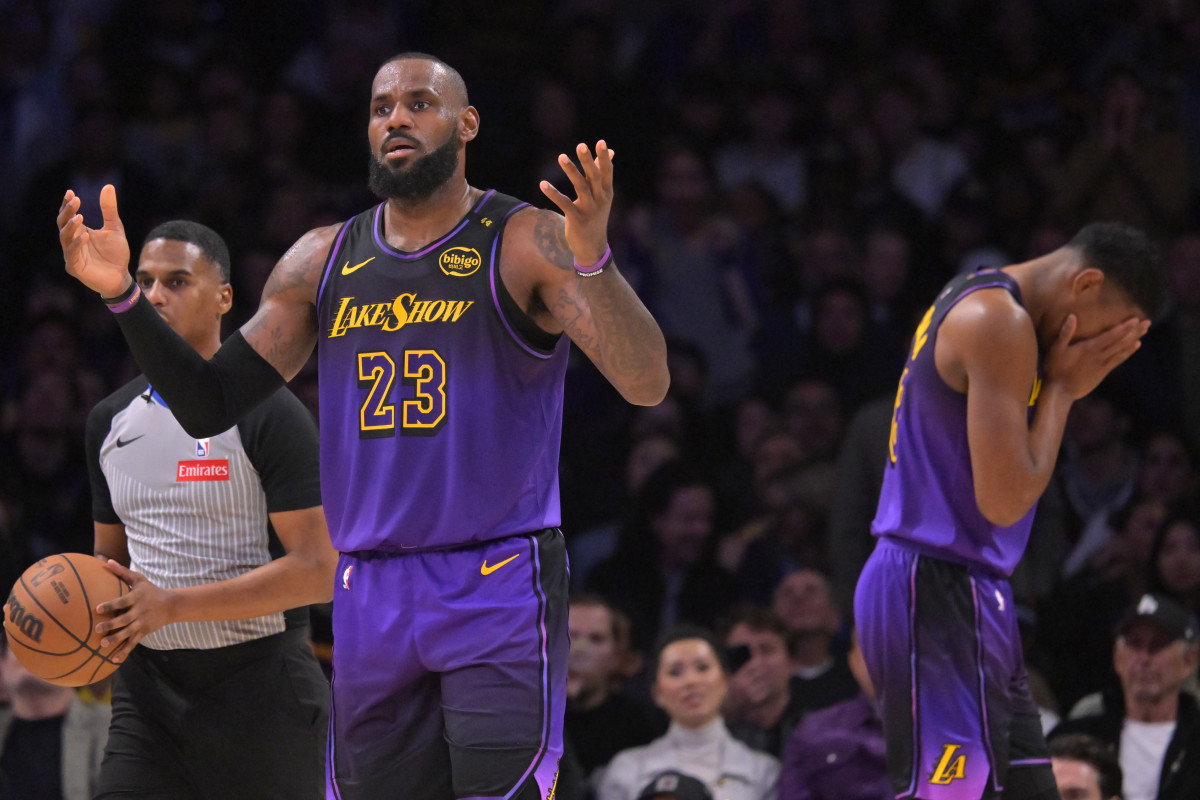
[931,744,966,784]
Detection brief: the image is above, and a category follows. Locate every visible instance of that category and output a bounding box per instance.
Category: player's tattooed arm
[241,225,339,381]
[509,208,669,406]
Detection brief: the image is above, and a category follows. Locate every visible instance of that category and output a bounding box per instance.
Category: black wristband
[102,280,138,306]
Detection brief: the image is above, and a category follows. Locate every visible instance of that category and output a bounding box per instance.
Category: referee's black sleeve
[113,297,285,437]
[238,388,322,513]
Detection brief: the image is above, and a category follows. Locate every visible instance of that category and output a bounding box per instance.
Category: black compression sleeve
[112,293,286,437]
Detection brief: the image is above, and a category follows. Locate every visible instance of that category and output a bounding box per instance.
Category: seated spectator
[719,605,803,758]
[1049,593,1200,800]
[0,632,111,799]
[1148,507,1200,623]
[1040,498,1167,711]
[565,595,667,787]
[587,462,739,656]
[597,624,779,800]
[1049,733,1122,800]
[770,570,860,714]
[778,627,889,800]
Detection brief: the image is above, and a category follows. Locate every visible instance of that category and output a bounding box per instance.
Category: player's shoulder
[943,285,1032,341]
[268,221,352,295]
[503,205,572,271]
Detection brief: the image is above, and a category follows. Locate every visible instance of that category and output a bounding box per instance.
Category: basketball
[4,553,129,687]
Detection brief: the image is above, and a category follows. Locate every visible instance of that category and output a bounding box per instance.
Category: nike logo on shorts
[481,554,519,575]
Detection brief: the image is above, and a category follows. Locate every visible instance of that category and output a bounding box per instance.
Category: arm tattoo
[241,227,332,377]
[533,212,573,271]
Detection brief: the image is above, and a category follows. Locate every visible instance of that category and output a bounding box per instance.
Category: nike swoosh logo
[342,257,376,275]
[115,435,145,448]
[481,554,519,575]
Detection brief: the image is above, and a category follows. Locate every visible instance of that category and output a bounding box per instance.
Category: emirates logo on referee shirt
[176,460,229,481]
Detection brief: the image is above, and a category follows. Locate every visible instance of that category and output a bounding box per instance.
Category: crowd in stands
[6,1,1200,798]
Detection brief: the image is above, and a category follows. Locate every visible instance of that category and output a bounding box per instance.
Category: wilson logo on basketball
[5,592,44,643]
[438,246,482,277]
[176,460,230,481]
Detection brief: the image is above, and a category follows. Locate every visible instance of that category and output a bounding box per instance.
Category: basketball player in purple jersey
[57,53,669,800]
[854,223,1165,800]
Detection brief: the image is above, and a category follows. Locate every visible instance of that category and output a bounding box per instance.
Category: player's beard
[368,125,460,202]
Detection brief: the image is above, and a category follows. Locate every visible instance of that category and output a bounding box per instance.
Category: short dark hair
[1048,733,1122,799]
[649,623,727,681]
[569,593,633,654]
[1068,222,1166,319]
[143,220,231,283]
[716,603,795,656]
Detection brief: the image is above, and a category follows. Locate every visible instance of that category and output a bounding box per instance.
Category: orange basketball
[4,553,129,686]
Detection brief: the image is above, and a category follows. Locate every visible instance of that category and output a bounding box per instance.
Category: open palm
[57,183,133,298]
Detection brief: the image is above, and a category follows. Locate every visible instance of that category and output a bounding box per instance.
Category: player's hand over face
[539,140,615,267]
[1043,314,1149,400]
[93,560,176,663]
[57,183,133,298]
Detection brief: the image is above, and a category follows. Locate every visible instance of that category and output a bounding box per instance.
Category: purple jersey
[871,269,1039,575]
[315,191,569,552]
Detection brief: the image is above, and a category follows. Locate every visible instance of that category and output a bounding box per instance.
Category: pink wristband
[574,245,611,277]
[106,284,141,313]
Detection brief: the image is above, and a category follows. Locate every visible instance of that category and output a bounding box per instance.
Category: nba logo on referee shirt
[195,438,210,457]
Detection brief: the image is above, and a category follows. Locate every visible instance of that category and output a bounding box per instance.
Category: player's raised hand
[57,183,133,298]
[1044,314,1150,400]
[539,140,615,268]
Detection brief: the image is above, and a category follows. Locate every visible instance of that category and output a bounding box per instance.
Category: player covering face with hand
[855,222,1164,800]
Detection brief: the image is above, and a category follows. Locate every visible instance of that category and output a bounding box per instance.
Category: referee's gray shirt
[86,378,322,650]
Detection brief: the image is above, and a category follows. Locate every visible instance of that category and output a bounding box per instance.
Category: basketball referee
[83,220,337,799]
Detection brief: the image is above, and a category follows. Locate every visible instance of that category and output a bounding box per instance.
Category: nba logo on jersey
[195,439,210,457]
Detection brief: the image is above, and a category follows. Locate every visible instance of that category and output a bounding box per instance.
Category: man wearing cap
[1048,593,1200,800]
[637,770,714,800]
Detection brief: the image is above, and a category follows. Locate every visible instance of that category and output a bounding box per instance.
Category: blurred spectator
[713,70,807,215]
[778,626,889,800]
[770,570,859,715]
[1041,497,1169,711]
[0,368,92,558]
[16,102,168,272]
[0,631,111,800]
[597,624,779,800]
[719,605,804,758]
[587,461,739,656]
[619,144,762,405]
[868,76,970,221]
[827,396,893,613]
[1049,733,1123,800]
[565,595,667,791]
[1051,61,1191,239]
[1148,508,1200,623]
[1050,593,1200,800]
[570,434,682,588]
